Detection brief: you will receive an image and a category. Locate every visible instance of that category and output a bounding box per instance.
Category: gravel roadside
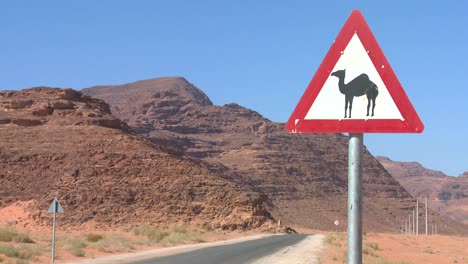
[251,234,325,264]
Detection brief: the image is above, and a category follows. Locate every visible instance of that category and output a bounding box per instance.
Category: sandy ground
[320,231,468,264]
[2,202,467,264]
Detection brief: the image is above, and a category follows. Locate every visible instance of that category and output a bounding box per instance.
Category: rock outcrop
[0,87,277,231]
[0,87,126,130]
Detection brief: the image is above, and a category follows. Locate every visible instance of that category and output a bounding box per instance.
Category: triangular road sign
[285,10,424,133]
[48,197,64,214]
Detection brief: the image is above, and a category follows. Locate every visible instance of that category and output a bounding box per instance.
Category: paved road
[129,234,308,264]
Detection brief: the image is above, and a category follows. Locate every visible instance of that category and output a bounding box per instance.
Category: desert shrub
[150,230,169,243]
[0,227,34,244]
[324,233,342,247]
[372,259,410,264]
[324,234,335,245]
[85,233,103,243]
[0,228,17,242]
[91,234,135,253]
[16,247,35,261]
[363,246,377,257]
[0,243,43,263]
[65,238,87,257]
[423,246,435,254]
[4,259,29,264]
[133,225,169,243]
[365,242,379,251]
[168,224,187,234]
[12,234,34,244]
[132,225,153,236]
[201,223,214,232]
[161,225,203,245]
[340,251,348,263]
[0,245,19,258]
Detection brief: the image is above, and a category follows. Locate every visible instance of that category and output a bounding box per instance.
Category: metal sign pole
[52,200,57,263]
[348,133,363,264]
[47,196,63,264]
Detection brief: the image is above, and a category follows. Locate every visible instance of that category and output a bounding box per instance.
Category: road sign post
[285,9,423,264]
[348,133,363,264]
[48,197,64,264]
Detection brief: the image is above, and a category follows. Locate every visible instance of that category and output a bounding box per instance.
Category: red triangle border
[285,10,424,133]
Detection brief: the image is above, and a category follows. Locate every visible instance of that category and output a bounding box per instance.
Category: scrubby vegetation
[0,227,34,243]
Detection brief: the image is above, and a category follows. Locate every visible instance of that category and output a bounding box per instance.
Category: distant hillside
[83,77,468,235]
[377,156,468,225]
[0,87,276,230]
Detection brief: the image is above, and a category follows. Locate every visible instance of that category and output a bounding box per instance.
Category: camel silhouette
[331,69,379,118]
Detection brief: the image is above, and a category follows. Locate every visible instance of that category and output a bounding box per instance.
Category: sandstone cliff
[0,87,276,230]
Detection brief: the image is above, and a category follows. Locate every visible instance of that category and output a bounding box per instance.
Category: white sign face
[304,33,403,120]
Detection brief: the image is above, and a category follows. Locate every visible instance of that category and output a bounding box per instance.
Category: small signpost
[286,10,423,264]
[48,196,64,263]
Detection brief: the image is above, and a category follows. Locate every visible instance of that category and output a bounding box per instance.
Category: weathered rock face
[83,77,468,235]
[0,87,276,231]
[377,156,468,225]
[0,87,125,130]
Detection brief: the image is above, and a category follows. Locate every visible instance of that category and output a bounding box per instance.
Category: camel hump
[347,73,370,89]
[355,73,370,81]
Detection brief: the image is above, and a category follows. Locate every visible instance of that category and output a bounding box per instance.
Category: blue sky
[1,1,467,176]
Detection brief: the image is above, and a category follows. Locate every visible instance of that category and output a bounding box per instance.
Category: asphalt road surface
[130,234,308,264]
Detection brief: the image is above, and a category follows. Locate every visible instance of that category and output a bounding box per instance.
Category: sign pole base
[348,133,363,264]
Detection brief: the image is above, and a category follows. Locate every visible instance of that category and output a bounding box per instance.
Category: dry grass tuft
[64,237,87,257]
[0,227,34,244]
[85,233,103,243]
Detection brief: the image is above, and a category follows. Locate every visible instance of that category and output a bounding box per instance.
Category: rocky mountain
[377,156,468,225]
[0,87,277,230]
[83,77,468,235]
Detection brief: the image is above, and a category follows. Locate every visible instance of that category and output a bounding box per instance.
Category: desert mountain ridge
[1,77,466,235]
[83,76,468,235]
[376,156,467,178]
[0,87,278,231]
[376,156,468,225]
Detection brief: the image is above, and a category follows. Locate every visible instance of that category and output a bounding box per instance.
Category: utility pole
[425,196,428,235]
[412,209,415,235]
[416,198,419,236]
[408,213,411,236]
